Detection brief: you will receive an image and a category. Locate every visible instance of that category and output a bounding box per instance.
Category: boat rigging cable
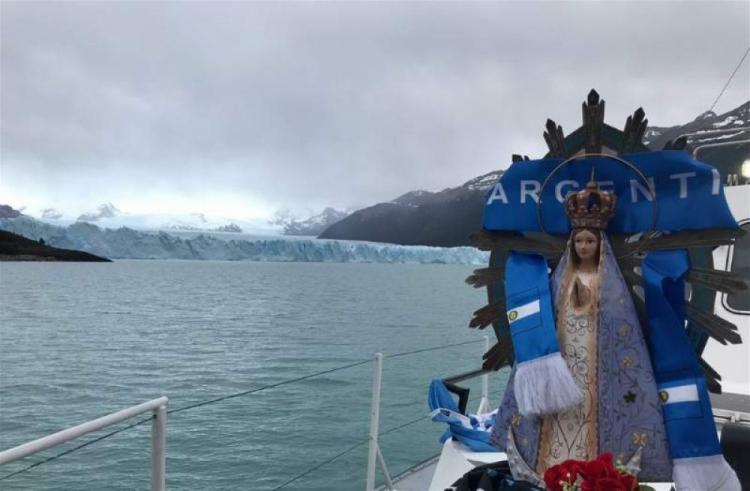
[0,338,483,483]
[708,46,750,114]
[271,413,433,491]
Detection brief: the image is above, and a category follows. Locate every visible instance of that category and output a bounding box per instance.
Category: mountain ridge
[319,170,501,246]
[271,207,351,236]
[319,101,749,247]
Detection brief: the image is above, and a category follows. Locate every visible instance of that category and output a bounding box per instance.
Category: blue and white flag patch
[507,299,540,323]
[658,383,699,405]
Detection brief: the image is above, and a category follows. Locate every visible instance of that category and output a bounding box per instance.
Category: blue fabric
[504,252,559,363]
[428,379,459,412]
[662,400,703,420]
[657,377,697,389]
[642,250,722,459]
[483,151,736,234]
[428,380,497,452]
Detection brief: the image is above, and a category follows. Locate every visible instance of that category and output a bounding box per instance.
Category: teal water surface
[0,260,509,490]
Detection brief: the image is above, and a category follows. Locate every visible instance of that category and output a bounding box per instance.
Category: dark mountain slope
[319,171,500,247]
[0,229,111,262]
[645,101,749,180]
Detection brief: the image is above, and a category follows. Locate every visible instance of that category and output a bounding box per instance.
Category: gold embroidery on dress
[632,431,648,447]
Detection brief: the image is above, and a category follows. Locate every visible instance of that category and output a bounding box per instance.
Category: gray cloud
[2,1,749,217]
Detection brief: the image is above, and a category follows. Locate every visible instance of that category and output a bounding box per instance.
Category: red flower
[546,453,640,491]
[618,473,637,491]
[579,453,639,491]
[544,459,581,491]
[581,477,628,491]
[578,452,618,480]
[580,473,638,491]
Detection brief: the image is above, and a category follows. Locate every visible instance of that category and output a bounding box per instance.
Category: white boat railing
[0,339,487,489]
[366,337,491,491]
[366,353,394,491]
[0,396,168,491]
[477,336,491,414]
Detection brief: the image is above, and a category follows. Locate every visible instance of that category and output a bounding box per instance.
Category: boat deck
[385,433,731,491]
[377,455,439,491]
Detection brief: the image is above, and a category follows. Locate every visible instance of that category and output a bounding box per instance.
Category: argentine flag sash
[643,251,741,490]
[505,251,582,416]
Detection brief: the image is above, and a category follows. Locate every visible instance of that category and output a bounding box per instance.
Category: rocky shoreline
[0,230,111,262]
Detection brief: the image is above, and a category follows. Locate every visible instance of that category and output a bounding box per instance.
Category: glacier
[0,216,489,265]
[31,211,283,236]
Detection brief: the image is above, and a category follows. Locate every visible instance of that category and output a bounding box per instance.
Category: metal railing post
[477,336,490,414]
[151,403,167,491]
[376,446,394,490]
[366,353,383,491]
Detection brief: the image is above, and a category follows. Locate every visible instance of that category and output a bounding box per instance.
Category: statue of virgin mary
[489,178,674,481]
[472,93,742,489]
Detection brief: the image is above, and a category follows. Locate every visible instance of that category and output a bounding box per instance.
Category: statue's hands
[572,277,591,310]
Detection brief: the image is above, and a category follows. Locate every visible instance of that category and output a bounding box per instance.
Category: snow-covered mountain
[0,205,22,219]
[390,171,502,208]
[644,102,749,148]
[29,204,282,236]
[29,202,348,237]
[391,190,435,207]
[77,202,122,222]
[269,207,350,236]
[0,215,488,265]
[41,208,63,220]
[463,171,504,191]
[644,101,749,182]
[319,170,502,246]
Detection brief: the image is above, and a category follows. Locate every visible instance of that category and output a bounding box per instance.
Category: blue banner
[642,250,722,459]
[504,252,559,364]
[483,151,737,234]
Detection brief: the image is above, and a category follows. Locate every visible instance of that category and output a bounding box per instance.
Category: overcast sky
[2,1,749,220]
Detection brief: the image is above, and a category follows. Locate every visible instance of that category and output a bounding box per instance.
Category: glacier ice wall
[0,217,489,265]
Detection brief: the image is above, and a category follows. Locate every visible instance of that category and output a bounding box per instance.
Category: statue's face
[574,229,599,261]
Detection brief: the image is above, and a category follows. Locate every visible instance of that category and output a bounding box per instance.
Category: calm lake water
[0,260,509,490]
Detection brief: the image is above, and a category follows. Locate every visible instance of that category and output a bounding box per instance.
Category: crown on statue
[564,174,617,229]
